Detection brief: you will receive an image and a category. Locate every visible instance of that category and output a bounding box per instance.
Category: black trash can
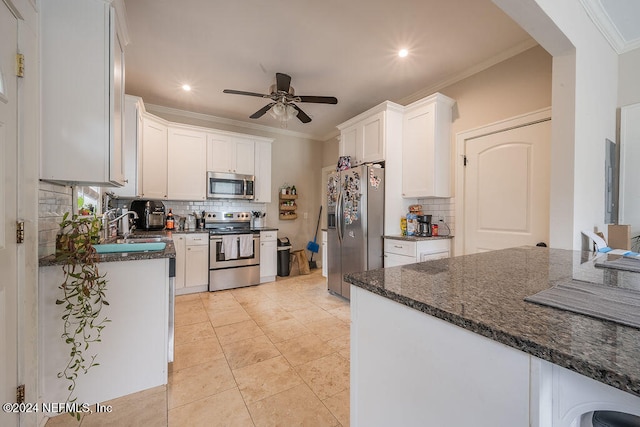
[277,238,292,277]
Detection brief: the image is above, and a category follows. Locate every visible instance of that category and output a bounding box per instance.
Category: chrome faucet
[111,210,139,238]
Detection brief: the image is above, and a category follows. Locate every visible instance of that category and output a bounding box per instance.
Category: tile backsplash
[38,182,73,257]
[112,199,266,219]
[416,197,455,237]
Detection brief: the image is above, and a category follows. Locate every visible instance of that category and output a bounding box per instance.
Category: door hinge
[16,221,25,244]
[463,155,468,166]
[16,385,25,404]
[16,53,24,78]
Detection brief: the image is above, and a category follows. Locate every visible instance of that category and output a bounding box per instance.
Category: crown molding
[580,0,640,54]
[144,103,322,141]
[397,38,539,106]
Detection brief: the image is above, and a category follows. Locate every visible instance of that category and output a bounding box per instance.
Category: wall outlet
[303,212,308,219]
[438,215,445,222]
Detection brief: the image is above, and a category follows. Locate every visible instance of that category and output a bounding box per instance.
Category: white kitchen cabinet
[112,95,143,197]
[383,237,450,267]
[41,0,128,186]
[260,230,277,283]
[338,108,394,166]
[168,126,207,200]
[322,230,328,278]
[185,234,209,288]
[140,114,168,199]
[402,93,455,198]
[173,235,186,290]
[207,133,255,175]
[254,141,272,203]
[175,233,209,294]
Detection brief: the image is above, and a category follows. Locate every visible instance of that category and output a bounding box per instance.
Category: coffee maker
[416,215,432,237]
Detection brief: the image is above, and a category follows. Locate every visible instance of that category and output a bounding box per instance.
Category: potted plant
[54,213,109,417]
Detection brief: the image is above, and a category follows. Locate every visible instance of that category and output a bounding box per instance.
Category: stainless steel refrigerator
[327,164,384,299]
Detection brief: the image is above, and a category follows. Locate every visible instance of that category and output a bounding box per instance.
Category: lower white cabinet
[384,238,450,267]
[260,230,277,283]
[174,233,209,294]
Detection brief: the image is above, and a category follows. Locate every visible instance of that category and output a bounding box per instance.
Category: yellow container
[400,217,407,236]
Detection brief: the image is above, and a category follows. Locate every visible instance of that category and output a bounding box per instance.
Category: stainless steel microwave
[206,171,254,200]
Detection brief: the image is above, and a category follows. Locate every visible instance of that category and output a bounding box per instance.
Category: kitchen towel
[239,234,253,258]
[525,279,640,329]
[595,256,640,273]
[222,235,238,260]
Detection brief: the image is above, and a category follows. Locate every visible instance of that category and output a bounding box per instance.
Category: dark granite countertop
[39,238,176,267]
[344,246,640,398]
[384,234,454,241]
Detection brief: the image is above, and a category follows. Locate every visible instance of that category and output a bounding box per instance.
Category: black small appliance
[130,200,166,230]
[416,215,432,237]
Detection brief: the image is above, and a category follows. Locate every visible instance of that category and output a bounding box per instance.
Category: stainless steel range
[205,211,260,291]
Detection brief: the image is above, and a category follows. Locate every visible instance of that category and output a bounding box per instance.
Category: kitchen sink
[118,237,165,243]
[93,242,167,254]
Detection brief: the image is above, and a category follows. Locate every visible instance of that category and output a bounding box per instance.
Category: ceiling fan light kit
[223,72,338,126]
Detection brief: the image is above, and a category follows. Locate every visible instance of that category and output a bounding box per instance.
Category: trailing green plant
[54,212,109,417]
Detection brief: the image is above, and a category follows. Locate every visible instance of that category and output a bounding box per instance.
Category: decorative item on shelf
[54,213,109,416]
[279,189,298,220]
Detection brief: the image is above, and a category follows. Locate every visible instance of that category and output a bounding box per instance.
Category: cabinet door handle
[394,245,403,248]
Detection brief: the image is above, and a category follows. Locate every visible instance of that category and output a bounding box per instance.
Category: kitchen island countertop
[344,246,640,398]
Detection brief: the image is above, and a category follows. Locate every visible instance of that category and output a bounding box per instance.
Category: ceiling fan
[223,72,338,126]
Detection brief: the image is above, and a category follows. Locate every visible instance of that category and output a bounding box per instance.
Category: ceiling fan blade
[292,104,311,123]
[250,103,276,119]
[223,89,270,98]
[298,96,338,104]
[276,73,291,93]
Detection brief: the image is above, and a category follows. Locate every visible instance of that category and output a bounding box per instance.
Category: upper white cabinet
[41,0,128,186]
[207,134,255,175]
[254,141,272,203]
[168,126,207,200]
[339,111,385,165]
[337,103,402,166]
[112,95,142,197]
[402,93,455,198]
[140,114,168,200]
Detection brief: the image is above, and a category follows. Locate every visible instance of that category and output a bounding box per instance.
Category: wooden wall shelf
[279,193,298,220]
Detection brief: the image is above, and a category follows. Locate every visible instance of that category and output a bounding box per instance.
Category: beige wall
[148,110,325,252]
[619,48,640,107]
[439,45,552,139]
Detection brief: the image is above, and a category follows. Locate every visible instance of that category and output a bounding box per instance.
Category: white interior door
[0,2,19,426]
[464,119,551,254]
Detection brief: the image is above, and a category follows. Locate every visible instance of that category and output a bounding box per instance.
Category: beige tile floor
[46,269,350,426]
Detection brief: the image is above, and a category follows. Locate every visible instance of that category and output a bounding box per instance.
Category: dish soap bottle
[166,209,175,230]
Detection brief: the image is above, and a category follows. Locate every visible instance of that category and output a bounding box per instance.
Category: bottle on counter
[291,185,297,195]
[432,223,438,236]
[166,209,175,230]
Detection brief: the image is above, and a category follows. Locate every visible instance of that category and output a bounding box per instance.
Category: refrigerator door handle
[336,192,343,243]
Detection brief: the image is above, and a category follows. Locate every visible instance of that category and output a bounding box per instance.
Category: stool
[593,411,640,427]
[289,250,310,275]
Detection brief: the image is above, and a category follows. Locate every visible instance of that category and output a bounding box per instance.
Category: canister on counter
[406,213,417,236]
[432,223,439,236]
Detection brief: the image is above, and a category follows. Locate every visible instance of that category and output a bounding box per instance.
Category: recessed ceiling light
[398,49,409,58]
[182,84,191,91]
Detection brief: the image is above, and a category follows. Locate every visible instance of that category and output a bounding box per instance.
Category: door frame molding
[454,107,551,255]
